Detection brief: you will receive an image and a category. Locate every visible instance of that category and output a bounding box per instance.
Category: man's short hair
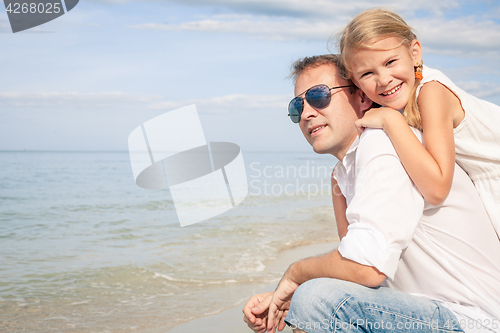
[289,54,357,94]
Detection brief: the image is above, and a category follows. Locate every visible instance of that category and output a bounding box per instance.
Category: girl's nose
[378,70,392,87]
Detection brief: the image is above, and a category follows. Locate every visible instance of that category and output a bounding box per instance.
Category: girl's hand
[355,107,401,134]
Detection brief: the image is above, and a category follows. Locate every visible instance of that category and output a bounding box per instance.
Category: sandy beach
[167,241,339,333]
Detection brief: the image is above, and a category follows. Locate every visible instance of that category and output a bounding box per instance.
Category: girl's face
[350,37,422,111]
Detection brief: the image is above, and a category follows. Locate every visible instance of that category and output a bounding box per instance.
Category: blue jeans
[285,278,464,333]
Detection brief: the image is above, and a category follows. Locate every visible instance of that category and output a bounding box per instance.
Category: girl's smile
[381,83,402,97]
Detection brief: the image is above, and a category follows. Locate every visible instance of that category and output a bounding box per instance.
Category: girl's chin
[376,97,406,111]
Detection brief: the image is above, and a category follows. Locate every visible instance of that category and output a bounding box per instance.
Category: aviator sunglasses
[288,84,352,123]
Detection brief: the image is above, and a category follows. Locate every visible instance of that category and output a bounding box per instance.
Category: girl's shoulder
[418,81,462,111]
[417,66,465,126]
[417,66,458,98]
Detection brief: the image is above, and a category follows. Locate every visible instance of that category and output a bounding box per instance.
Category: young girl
[334,8,500,238]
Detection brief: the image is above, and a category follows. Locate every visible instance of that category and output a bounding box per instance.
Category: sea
[0,151,339,332]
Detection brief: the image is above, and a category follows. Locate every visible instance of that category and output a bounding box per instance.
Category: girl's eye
[386,59,397,66]
[360,71,372,79]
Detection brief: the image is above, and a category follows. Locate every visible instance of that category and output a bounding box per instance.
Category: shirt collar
[332,135,359,202]
[341,135,359,169]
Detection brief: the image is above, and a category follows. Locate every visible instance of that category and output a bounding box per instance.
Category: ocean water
[0,151,339,332]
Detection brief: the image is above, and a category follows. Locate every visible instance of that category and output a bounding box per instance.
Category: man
[243,55,500,333]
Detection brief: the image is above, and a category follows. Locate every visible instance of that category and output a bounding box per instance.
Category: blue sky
[1,0,499,152]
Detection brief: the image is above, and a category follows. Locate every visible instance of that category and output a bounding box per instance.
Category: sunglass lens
[288,97,302,123]
[306,85,330,109]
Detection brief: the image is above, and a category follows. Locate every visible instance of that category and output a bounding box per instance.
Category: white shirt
[334,129,500,333]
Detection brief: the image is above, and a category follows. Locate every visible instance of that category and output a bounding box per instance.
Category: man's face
[295,64,362,159]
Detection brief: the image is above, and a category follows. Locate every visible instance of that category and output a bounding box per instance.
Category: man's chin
[312,145,331,155]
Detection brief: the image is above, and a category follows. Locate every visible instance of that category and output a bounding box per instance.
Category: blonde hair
[338,8,423,129]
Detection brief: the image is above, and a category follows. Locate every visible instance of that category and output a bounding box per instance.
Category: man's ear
[355,89,373,118]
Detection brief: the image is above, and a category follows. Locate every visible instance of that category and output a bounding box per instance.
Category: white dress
[417,65,500,237]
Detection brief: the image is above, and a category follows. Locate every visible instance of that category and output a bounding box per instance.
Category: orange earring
[415,61,423,80]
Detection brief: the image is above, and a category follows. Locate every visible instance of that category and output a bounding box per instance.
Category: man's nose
[301,99,319,121]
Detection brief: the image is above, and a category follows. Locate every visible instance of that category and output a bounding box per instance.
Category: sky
[1,0,500,152]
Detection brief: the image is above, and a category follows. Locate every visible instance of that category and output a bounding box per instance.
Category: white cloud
[149,94,289,113]
[142,0,462,19]
[87,0,463,17]
[129,18,338,41]
[210,14,258,20]
[0,91,289,114]
[0,92,162,108]
[455,81,500,98]
[483,5,500,20]
[126,1,500,56]
[88,0,126,4]
[413,17,500,56]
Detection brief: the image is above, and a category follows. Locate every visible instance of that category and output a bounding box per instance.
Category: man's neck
[334,134,358,162]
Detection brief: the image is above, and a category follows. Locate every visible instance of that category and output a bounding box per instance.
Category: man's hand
[266,272,300,333]
[243,292,273,333]
[243,290,291,333]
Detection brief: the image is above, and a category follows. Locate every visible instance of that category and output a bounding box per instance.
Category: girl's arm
[331,170,348,240]
[355,82,460,205]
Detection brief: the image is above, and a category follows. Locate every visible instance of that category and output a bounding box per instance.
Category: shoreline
[167,241,339,333]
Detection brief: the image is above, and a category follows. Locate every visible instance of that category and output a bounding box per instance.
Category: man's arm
[331,172,349,240]
[287,249,386,288]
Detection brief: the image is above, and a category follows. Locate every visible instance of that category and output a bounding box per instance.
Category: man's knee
[290,278,355,313]
[286,278,358,329]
